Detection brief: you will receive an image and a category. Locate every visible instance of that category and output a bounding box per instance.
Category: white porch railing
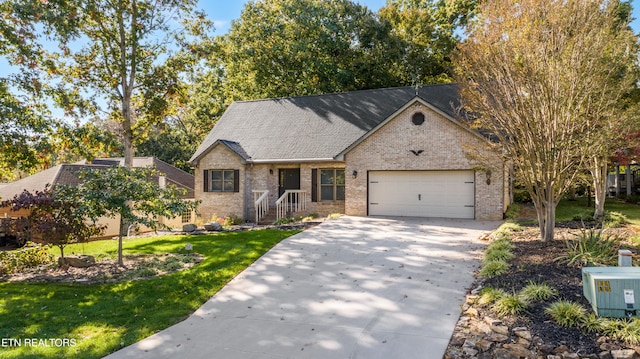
[253,190,270,223]
[276,190,307,220]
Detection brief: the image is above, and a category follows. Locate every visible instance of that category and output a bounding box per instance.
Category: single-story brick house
[189,84,510,223]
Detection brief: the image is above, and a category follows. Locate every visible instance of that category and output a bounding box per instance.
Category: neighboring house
[0,157,195,237]
[189,84,510,223]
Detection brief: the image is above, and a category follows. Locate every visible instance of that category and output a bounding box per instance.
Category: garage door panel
[369,171,475,219]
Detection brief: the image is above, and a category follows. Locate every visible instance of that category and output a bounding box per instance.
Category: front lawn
[0,229,298,358]
[555,197,640,226]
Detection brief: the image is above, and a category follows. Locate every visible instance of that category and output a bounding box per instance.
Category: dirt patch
[1,253,204,284]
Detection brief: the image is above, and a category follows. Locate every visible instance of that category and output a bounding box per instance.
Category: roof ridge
[231,84,455,104]
[49,164,66,189]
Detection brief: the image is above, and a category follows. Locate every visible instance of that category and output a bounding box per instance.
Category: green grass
[0,229,298,358]
[555,197,640,226]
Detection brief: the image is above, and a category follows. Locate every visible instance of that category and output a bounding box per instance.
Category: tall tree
[583,1,639,218]
[217,0,396,100]
[5,0,213,167]
[455,0,637,241]
[379,0,475,84]
[0,1,51,180]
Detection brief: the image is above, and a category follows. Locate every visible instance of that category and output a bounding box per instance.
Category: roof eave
[189,140,249,167]
[247,158,340,164]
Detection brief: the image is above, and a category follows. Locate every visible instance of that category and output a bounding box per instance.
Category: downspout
[245,163,252,222]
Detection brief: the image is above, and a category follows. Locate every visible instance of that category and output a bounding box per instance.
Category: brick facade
[195,101,508,222]
[195,145,246,222]
[195,148,347,222]
[343,101,507,220]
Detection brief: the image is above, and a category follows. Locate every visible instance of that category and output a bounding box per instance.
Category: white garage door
[368,171,475,219]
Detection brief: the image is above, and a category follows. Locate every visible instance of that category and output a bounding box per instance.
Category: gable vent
[412,112,425,126]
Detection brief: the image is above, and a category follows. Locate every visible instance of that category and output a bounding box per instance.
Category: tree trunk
[122,93,134,168]
[533,185,556,241]
[627,165,633,196]
[543,204,555,241]
[591,156,608,219]
[118,216,124,266]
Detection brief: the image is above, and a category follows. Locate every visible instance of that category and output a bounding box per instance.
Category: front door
[279,169,301,198]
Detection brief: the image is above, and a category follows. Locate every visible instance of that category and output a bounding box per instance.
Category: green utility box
[582,267,640,318]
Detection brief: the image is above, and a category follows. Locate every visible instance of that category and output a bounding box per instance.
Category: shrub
[599,317,640,345]
[492,222,523,240]
[488,238,514,252]
[513,189,531,203]
[302,213,319,222]
[519,281,558,302]
[545,300,587,327]
[504,203,521,220]
[223,214,243,227]
[604,211,628,228]
[0,242,55,274]
[484,248,514,263]
[480,260,509,278]
[493,292,528,317]
[478,287,507,305]
[125,265,158,279]
[273,217,298,225]
[572,210,595,222]
[581,313,604,333]
[326,213,342,220]
[559,227,619,267]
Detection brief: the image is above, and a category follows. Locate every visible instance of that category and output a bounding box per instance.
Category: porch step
[257,208,278,225]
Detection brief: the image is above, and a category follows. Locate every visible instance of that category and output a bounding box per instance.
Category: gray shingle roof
[189,84,463,164]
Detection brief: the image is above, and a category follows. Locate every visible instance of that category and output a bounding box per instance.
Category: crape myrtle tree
[75,166,199,266]
[6,0,214,168]
[454,0,637,241]
[0,187,104,259]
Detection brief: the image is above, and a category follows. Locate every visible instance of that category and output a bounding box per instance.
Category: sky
[199,0,640,36]
[200,0,388,35]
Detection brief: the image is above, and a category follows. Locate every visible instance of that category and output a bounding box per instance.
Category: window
[319,169,345,201]
[181,210,192,223]
[204,169,239,192]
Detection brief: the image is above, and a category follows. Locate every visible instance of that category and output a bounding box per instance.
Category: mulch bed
[476,224,639,354]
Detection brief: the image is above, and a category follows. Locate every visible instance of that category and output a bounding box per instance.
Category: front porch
[248,164,346,224]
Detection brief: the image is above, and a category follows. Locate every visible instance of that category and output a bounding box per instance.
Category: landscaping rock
[611,349,637,359]
[562,352,580,359]
[59,255,95,268]
[476,338,494,352]
[182,223,197,232]
[513,327,533,341]
[491,324,510,335]
[204,222,222,231]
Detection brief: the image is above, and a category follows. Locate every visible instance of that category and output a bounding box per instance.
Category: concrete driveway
[105,216,499,359]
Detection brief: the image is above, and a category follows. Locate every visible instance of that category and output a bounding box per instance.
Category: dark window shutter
[311,169,318,202]
[233,169,240,192]
[203,170,209,192]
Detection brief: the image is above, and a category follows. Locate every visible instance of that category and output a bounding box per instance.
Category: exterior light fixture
[352,170,358,178]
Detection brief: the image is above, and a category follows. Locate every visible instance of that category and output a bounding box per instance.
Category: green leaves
[76,166,197,231]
